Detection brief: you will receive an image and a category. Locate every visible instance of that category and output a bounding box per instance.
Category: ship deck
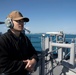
[31,52,76,75]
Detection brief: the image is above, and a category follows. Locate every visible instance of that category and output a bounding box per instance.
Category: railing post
[70,43,75,66]
[45,37,49,74]
[41,34,46,75]
[58,47,63,61]
[49,36,54,75]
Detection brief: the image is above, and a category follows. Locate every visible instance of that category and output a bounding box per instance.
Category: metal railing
[27,32,76,75]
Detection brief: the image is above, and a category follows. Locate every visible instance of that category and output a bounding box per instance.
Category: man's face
[13,19,24,31]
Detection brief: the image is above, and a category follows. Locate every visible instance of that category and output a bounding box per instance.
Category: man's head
[5,10,29,32]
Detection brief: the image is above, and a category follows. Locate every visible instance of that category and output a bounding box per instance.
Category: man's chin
[15,29,23,32]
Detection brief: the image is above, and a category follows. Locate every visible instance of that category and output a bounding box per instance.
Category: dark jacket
[0,29,38,75]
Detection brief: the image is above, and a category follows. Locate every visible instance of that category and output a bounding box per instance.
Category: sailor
[0,10,38,75]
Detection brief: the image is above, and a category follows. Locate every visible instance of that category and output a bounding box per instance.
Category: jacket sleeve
[0,37,26,74]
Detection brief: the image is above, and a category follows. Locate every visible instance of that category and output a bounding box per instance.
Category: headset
[5,18,14,28]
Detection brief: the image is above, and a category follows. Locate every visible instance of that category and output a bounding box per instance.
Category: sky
[0,0,76,34]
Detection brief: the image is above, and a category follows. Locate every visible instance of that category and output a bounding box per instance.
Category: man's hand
[23,58,36,72]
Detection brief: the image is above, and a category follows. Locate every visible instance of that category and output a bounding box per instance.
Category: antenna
[0,22,5,24]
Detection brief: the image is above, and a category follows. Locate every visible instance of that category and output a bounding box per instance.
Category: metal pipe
[70,43,75,65]
[51,43,71,48]
[41,34,46,75]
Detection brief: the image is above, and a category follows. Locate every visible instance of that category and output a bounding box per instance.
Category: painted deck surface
[31,54,76,75]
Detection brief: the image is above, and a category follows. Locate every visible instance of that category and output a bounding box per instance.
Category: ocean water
[26,33,76,51]
[26,33,42,51]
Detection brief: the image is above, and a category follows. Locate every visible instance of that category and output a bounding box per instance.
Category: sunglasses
[14,20,24,23]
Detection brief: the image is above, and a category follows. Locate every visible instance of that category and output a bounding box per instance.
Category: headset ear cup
[5,18,13,28]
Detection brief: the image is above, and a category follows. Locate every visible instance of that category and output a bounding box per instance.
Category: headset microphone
[24,28,31,33]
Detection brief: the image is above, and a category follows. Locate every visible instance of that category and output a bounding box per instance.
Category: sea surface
[26,33,76,51]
